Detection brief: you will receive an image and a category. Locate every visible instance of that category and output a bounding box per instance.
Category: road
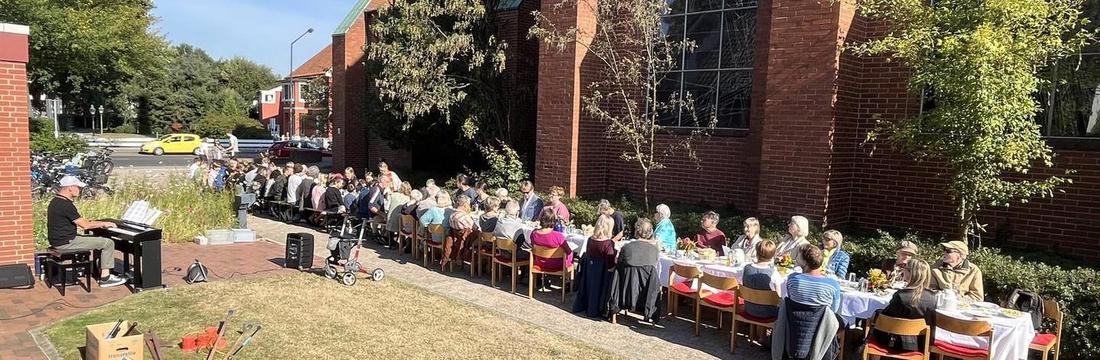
[110,148,332,172]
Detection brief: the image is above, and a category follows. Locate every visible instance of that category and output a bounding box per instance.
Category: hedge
[562,195,1098,359]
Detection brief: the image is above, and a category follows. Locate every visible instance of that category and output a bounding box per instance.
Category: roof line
[333,0,372,35]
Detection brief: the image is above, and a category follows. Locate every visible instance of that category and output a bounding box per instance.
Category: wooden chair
[528,245,575,303]
[1030,298,1063,360]
[474,231,496,277]
[492,237,529,294]
[423,224,451,272]
[397,214,416,256]
[732,286,781,353]
[930,313,993,360]
[694,272,740,352]
[667,264,702,318]
[861,312,930,360]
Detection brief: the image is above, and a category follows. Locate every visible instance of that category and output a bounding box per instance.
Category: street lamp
[289,27,313,137]
[98,105,105,134]
[89,105,96,133]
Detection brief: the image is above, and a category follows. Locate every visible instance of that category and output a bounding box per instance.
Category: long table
[657,255,1035,360]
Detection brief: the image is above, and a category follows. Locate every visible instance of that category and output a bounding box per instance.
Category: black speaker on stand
[285,233,314,270]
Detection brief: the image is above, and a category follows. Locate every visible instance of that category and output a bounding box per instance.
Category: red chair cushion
[1032,333,1057,347]
[866,338,924,358]
[934,340,989,357]
[702,291,737,307]
[670,281,696,295]
[735,309,776,324]
[532,264,565,273]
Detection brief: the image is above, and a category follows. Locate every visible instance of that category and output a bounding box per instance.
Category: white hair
[410,189,424,202]
[494,188,508,198]
[790,215,810,238]
[656,204,670,219]
[504,200,520,216]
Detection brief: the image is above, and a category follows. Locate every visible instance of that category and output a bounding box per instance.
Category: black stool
[45,248,94,296]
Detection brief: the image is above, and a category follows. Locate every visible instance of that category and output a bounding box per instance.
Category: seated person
[741,240,783,319]
[881,241,919,278]
[400,190,423,233]
[620,218,660,266]
[419,192,452,244]
[821,230,850,279]
[679,211,726,256]
[730,217,763,261]
[776,215,812,266]
[540,186,571,225]
[322,177,345,213]
[478,196,501,233]
[47,176,127,288]
[529,207,573,272]
[871,259,937,353]
[597,199,626,241]
[930,241,985,302]
[652,204,676,252]
[445,195,477,266]
[785,245,841,313]
[494,200,529,260]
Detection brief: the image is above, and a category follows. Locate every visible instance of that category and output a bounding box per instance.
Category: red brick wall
[0,26,33,266]
[332,13,368,172]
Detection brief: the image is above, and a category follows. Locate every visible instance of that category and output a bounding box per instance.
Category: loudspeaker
[285,233,314,270]
[0,264,34,289]
[185,260,209,284]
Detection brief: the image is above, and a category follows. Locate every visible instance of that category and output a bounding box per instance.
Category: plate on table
[972,302,1000,309]
[1000,308,1025,318]
[963,308,998,319]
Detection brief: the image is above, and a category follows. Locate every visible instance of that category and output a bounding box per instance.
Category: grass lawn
[45,273,619,360]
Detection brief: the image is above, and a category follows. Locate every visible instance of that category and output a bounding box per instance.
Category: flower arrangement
[677,239,697,251]
[867,268,890,291]
[776,254,795,269]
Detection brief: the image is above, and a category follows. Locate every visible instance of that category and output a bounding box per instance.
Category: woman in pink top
[540,185,571,225]
[529,208,573,271]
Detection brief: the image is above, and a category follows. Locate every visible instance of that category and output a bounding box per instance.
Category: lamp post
[289,27,313,137]
[98,105,104,134]
[89,105,96,133]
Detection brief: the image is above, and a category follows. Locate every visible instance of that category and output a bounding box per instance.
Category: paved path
[0,241,297,359]
[249,215,769,360]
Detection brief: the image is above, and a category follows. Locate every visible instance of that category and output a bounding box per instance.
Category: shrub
[32,175,237,249]
[472,142,527,193]
[190,114,271,139]
[30,117,86,158]
[111,123,138,134]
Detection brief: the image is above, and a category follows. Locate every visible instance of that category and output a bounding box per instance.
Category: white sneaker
[98,275,127,288]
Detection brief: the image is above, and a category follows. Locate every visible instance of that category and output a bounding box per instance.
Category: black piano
[92,218,164,291]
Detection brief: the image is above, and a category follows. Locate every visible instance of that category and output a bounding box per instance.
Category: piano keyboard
[106,227,139,236]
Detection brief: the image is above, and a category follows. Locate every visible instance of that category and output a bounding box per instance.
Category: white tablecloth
[935,309,1035,360]
[836,289,892,324]
[520,226,589,257]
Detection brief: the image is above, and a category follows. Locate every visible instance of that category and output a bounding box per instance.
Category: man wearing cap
[931,240,985,302]
[47,176,128,288]
[881,240,920,276]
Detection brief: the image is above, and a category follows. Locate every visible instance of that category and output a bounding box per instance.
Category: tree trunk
[642,169,650,211]
[956,198,972,245]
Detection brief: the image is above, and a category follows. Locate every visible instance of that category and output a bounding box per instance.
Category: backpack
[1004,288,1044,331]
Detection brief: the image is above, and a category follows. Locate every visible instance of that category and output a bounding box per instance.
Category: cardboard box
[85,321,143,360]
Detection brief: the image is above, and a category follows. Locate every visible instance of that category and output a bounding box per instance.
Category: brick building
[266,44,333,138]
[0,23,33,266]
[331,1,1100,259]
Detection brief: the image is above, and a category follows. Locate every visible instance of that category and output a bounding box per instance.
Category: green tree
[531,0,713,209]
[853,0,1093,243]
[0,0,169,126]
[300,75,331,137]
[217,57,280,111]
[366,0,527,183]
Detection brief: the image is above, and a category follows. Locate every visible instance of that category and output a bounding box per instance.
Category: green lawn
[45,273,619,360]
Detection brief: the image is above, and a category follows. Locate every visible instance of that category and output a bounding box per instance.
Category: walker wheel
[345,261,362,274]
[371,268,385,282]
[341,272,357,286]
[324,265,338,279]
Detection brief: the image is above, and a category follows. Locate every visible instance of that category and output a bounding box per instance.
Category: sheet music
[120,200,161,226]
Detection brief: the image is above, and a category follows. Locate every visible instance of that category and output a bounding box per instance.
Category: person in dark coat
[609,218,661,322]
[572,215,618,318]
[266,169,286,201]
[871,259,938,353]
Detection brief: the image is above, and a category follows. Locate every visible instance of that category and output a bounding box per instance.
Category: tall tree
[531,0,713,209]
[366,0,527,187]
[217,57,280,108]
[0,0,169,122]
[854,0,1093,243]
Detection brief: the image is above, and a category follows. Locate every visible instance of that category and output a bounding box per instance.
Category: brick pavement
[0,241,296,360]
[249,215,770,360]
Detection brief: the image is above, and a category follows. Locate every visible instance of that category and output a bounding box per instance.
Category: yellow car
[140,134,203,156]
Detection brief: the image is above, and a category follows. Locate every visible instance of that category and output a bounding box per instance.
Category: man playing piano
[47,176,128,288]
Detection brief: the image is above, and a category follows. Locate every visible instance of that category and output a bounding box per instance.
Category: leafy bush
[190,114,271,139]
[30,117,86,158]
[472,142,528,193]
[32,175,236,249]
[111,122,138,134]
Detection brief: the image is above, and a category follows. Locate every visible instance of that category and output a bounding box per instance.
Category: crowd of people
[222,158,990,357]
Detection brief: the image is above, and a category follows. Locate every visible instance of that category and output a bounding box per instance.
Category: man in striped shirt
[785,244,842,312]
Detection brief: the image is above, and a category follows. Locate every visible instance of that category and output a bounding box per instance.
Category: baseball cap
[939,240,969,257]
[58,175,87,188]
[896,241,919,255]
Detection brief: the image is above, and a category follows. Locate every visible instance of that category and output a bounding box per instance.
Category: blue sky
[151,0,355,78]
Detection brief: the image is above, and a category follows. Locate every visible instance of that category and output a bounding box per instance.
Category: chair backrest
[400,214,415,229]
[873,313,930,337]
[1043,298,1063,333]
[738,286,781,307]
[669,264,701,286]
[494,237,516,252]
[531,245,566,260]
[700,272,739,291]
[935,313,993,337]
[427,224,445,236]
[478,231,495,244]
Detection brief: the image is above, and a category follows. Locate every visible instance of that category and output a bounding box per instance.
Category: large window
[1039,53,1100,138]
[282,84,292,101]
[658,0,756,129]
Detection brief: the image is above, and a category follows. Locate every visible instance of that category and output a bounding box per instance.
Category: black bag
[185,260,209,284]
[1004,288,1044,331]
[0,264,34,289]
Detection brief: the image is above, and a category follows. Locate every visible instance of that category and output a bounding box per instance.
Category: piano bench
[45,248,95,296]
